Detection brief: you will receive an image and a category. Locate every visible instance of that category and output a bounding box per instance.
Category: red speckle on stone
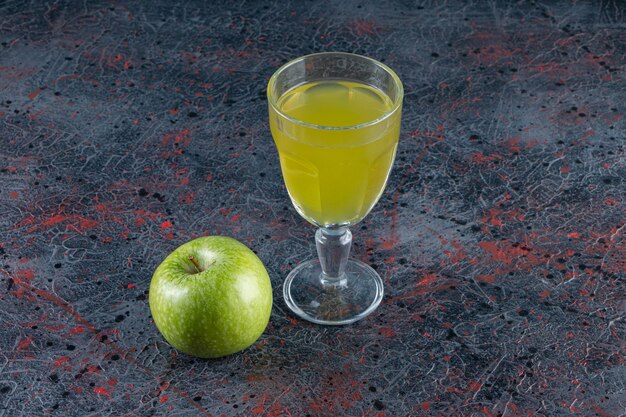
[28,87,45,100]
[14,287,27,299]
[420,401,431,411]
[592,404,613,417]
[472,152,503,164]
[485,207,504,226]
[477,274,496,283]
[504,137,522,153]
[127,283,135,289]
[380,236,398,250]
[379,327,396,337]
[133,119,139,124]
[15,217,35,229]
[175,129,191,145]
[482,405,496,417]
[446,386,465,394]
[444,240,467,263]
[230,214,241,222]
[135,209,164,222]
[160,395,168,403]
[107,378,117,386]
[15,269,34,281]
[161,128,192,147]
[168,107,178,115]
[410,129,445,141]
[164,232,175,240]
[86,364,101,374]
[479,241,529,265]
[94,386,111,399]
[41,213,70,228]
[17,336,32,351]
[175,167,189,177]
[9,191,19,199]
[567,232,581,239]
[250,397,266,415]
[467,381,482,392]
[161,220,173,229]
[53,356,70,368]
[69,326,85,336]
[267,402,283,417]
[350,19,381,36]
[79,218,98,230]
[532,61,563,73]
[178,192,196,204]
[417,273,438,287]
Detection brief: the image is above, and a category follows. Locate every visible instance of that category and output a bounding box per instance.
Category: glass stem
[316,227,352,283]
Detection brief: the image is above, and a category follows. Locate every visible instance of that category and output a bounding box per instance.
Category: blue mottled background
[0,1,624,416]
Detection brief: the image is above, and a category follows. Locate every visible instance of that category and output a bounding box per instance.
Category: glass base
[283,259,384,325]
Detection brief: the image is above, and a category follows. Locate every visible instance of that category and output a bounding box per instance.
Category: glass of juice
[267,52,403,325]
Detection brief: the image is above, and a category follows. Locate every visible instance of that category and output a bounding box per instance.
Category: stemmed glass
[267,52,403,325]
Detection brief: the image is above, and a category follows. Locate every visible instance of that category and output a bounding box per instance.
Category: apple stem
[188,255,203,273]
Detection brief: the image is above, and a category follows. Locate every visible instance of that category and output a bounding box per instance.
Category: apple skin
[149,236,272,358]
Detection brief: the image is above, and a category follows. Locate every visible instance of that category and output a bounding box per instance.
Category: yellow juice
[270,80,401,227]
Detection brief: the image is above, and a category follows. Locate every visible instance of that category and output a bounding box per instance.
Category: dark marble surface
[1,1,625,416]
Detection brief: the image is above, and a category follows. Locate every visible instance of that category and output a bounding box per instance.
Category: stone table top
[0,1,624,416]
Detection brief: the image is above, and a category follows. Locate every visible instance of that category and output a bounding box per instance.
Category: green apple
[149,236,272,358]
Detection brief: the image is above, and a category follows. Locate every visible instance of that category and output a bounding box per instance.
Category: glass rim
[267,52,404,131]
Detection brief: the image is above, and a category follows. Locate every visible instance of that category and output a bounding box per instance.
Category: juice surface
[270,80,400,227]
[278,80,393,127]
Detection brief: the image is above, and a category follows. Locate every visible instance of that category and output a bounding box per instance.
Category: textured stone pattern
[0,1,624,416]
